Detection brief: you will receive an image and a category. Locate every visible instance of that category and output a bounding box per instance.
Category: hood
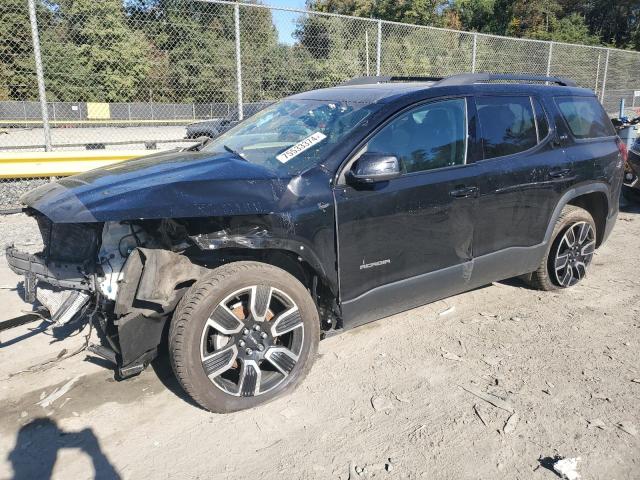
[22,150,294,223]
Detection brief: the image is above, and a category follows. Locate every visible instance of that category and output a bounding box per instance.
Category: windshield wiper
[223,144,247,161]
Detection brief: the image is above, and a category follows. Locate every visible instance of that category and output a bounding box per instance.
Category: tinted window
[555,96,614,139]
[366,98,467,174]
[477,96,537,159]
[532,97,549,141]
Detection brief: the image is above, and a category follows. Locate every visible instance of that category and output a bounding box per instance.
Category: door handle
[449,186,478,198]
[548,168,573,179]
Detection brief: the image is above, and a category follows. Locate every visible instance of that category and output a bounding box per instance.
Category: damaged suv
[7,74,623,412]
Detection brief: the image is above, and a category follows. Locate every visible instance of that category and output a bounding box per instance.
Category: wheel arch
[567,191,608,247]
[191,246,339,330]
[544,183,610,248]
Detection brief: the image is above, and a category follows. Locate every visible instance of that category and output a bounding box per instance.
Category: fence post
[471,34,477,73]
[376,20,382,76]
[600,49,610,104]
[365,30,370,76]
[234,3,244,121]
[594,52,601,92]
[546,42,553,77]
[27,0,52,151]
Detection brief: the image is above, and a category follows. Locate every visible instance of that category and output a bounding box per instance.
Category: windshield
[202,99,377,173]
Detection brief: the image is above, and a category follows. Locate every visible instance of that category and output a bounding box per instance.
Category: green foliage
[0,0,48,100]
[0,0,637,104]
[40,0,153,101]
[309,0,447,26]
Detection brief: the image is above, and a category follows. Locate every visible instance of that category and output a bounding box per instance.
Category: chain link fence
[1,0,639,159]
[2,0,640,155]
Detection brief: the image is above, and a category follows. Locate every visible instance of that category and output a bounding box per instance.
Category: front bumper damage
[6,246,93,323]
[6,243,207,378]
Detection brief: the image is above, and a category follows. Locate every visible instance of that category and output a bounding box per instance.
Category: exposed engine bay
[5,209,335,378]
[6,212,228,377]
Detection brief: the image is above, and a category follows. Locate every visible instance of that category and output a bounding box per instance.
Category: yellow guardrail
[0,150,152,178]
[0,119,191,125]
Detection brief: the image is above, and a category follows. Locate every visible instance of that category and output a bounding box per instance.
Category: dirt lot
[0,203,638,480]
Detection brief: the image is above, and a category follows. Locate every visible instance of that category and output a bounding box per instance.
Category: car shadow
[496,276,538,291]
[0,315,88,349]
[7,417,121,479]
[148,348,204,410]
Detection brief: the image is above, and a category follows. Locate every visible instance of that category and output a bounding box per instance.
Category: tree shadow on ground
[8,417,121,480]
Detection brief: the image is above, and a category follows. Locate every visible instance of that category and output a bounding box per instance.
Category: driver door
[335,97,480,328]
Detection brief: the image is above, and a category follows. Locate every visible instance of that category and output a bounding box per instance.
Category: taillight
[617,137,629,164]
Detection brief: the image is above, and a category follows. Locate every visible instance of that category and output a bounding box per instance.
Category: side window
[532,97,549,141]
[555,96,615,139]
[366,98,467,174]
[476,96,538,159]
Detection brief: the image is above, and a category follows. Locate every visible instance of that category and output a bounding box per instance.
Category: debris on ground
[503,412,519,434]
[36,375,82,408]
[617,421,637,436]
[441,349,463,362]
[439,305,455,316]
[587,418,607,430]
[482,356,503,367]
[392,392,410,403]
[385,458,393,472]
[371,395,394,412]
[461,385,515,413]
[553,457,581,480]
[473,404,488,426]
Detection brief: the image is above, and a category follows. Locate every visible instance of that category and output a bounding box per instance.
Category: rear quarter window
[554,96,615,139]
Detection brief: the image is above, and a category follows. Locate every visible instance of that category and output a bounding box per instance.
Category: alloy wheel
[552,221,595,287]
[199,285,304,397]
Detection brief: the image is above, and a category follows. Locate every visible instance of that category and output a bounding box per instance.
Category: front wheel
[526,205,596,291]
[169,261,319,412]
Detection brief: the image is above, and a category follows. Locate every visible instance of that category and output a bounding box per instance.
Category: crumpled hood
[22,150,294,223]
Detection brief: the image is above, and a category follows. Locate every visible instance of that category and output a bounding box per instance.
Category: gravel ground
[0,125,188,151]
[0,202,638,480]
[0,179,50,209]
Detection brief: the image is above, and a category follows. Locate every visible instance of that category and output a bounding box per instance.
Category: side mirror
[346,153,401,185]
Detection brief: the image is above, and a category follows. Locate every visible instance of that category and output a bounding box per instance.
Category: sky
[267,0,308,44]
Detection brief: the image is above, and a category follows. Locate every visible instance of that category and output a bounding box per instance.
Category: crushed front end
[6,210,206,378]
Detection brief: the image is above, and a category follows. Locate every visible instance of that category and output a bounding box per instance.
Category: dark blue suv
[7,74,624,412]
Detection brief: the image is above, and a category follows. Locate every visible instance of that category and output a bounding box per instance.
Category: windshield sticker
[276,132,327,163]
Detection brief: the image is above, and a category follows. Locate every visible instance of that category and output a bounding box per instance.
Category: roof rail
[434,73,577,87]
[340,76,443,86]
[340,73,578,88]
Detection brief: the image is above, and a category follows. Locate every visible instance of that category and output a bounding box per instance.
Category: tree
[0,0,51,100]
[308,0,448,27]
[39,0,153,101]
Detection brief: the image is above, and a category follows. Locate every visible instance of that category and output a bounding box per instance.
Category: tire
[526,205,597,291]
[168,261,319,412]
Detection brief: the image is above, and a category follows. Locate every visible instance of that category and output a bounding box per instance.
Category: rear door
[470,94,569,283]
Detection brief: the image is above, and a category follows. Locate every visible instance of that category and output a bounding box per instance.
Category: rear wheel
[526,205,596,291]
[169,262,319,412]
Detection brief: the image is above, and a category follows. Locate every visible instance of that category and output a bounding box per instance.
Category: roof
[288,73,588,104]
[289,82,436,104]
